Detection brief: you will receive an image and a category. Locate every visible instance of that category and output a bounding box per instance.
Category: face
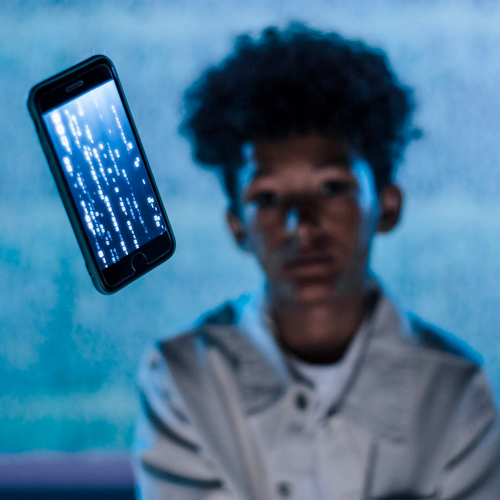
[227,133,401,307]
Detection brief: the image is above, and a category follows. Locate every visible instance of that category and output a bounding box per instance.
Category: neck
[270,288,373,365]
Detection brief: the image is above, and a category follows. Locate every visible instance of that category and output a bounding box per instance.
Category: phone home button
[131,252,147,272]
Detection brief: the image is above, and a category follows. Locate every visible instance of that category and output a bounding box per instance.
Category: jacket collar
[203,283,415,442]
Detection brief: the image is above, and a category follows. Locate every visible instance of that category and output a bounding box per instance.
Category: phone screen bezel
[30,56,175,292]
[38,64,114,114]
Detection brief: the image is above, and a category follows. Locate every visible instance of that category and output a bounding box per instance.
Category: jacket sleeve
[439,368,500,499]
[133,343,235,500]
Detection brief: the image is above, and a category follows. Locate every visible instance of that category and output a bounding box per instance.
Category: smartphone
[28,55,175,294]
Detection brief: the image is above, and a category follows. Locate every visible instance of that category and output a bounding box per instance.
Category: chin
[287,280,338,306]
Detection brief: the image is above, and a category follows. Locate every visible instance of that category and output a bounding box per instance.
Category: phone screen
[42,79,167,270]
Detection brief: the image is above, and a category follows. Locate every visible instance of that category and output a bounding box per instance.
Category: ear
[377,184,403,233]
[226,210,251,251]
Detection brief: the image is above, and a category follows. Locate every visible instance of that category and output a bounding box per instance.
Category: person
[133,24,500,499]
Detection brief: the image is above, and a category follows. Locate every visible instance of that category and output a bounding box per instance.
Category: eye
[321,180,354,198]
[252,191,280,209]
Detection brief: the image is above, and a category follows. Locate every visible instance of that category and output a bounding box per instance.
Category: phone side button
[131,252,147,272]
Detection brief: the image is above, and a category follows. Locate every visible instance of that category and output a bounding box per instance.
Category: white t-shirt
[284,317,370,421]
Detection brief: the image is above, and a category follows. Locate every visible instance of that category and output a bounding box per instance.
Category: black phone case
[27,55,175,294]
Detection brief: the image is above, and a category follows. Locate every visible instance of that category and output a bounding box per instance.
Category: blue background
[0,0,499,453]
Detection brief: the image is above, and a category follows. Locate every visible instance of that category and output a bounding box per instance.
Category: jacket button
[277,481,292,497]
[295,393,308,411]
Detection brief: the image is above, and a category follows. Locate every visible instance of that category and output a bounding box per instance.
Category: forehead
[244,133,352,173]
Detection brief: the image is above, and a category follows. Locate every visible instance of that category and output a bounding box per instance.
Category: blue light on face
[43,80,166,270]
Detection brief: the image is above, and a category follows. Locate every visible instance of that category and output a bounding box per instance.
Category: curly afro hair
[180,23,417,207]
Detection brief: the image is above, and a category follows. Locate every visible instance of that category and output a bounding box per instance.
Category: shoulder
[156,298,246,361]
[164,297,243,343]
[398,313,490,417]
[139,293,286,418]
[401,314,497,439]
[135,301,242,452]
[353,299,498,453]
[404,313,483,367]
[139,298,246,385]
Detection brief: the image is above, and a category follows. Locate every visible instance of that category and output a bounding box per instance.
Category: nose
[285,208,299,235]
[283,199,319,245]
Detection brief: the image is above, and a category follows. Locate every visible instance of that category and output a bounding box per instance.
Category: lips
[282,252,334,274]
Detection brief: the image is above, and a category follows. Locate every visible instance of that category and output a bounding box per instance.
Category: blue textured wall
[1,0,499,452]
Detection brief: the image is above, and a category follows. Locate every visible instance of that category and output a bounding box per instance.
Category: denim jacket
[133,289,500,499]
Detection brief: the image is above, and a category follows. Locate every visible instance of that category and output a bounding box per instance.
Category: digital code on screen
[43,80,166,270]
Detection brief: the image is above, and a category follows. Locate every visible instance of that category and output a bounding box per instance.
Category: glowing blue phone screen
[43,80,167,270]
